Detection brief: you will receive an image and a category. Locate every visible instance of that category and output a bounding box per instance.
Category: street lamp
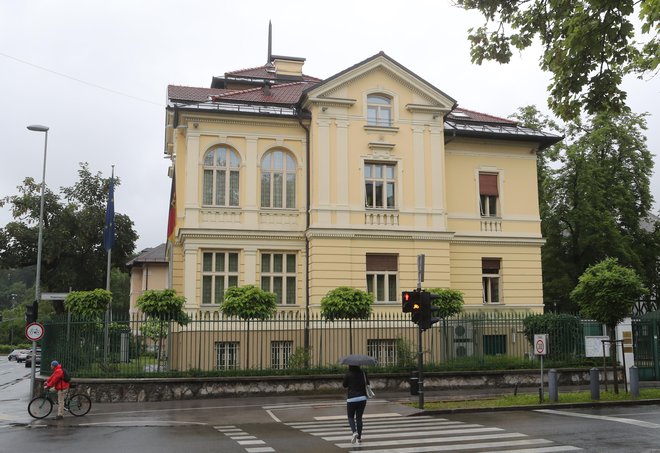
[27,124,49,398]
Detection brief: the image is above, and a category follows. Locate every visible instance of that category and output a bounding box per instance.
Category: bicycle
[28,386,92,419]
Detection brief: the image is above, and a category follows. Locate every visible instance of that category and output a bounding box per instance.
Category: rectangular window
[271,341,293,369]
[365,163,396,209]
[202,252,239,305]
[261,253,297,304]
[366,254,398,303]
[483,335,507,355]
[479,173,499,217]
[367,339,397,366]
[215,341,239,370]
[482,258,501,304]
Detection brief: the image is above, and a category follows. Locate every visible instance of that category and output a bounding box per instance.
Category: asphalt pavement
[3,365,660,428]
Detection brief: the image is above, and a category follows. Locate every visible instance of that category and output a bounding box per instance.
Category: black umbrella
[339,354,378,366]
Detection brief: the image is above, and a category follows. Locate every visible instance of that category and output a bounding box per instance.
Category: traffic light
[420,292,441,331]
[25,301,38,324]
[410,291,442,331]
[402,290,421,313]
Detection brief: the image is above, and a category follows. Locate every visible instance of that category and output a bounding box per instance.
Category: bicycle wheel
[28,396,53,419]
[67,394,92,416]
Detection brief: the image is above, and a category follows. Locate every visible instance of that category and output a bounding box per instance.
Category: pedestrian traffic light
[402,290,421,313]
[25,301,38,324]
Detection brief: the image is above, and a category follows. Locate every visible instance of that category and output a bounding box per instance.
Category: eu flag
[103,177,115,251]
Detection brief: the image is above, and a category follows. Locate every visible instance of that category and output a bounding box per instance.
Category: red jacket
[45,364,70,391]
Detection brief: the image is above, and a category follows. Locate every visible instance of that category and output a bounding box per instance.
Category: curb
[417,397,660,415]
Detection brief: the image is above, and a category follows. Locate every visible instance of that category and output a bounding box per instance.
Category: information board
[585,336,610,358]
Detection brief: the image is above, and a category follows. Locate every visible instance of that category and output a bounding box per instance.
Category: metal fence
[40,312,603,378]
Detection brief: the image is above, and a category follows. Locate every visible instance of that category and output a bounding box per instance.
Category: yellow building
[127,243,169,316]
[164,50,561,318]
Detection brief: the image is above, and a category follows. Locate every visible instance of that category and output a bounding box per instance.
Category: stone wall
[35,368,622,403]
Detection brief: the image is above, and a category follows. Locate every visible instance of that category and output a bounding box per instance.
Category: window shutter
[479,173,498,196]
[366,254,398,271]
[482,258,500,271]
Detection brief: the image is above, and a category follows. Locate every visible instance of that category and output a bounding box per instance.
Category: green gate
[632,312,660,380]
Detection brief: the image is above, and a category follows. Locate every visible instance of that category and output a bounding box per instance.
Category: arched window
[367,94,392,127]
[202,146,240,206]
[261,150,296,208]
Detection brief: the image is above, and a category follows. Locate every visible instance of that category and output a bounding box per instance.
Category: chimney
[271,55,305,79]
[263,83,271,96]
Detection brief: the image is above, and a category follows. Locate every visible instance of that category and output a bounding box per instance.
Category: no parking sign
[534,334,548,356]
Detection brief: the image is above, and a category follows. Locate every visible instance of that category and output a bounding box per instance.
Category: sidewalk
[3,380,660,427]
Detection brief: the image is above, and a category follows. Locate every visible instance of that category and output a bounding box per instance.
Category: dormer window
[367,94,392,127]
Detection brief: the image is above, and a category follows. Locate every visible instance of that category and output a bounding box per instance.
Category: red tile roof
[225,64,322,82]
[169,81,319,106]
[168,85,236,103]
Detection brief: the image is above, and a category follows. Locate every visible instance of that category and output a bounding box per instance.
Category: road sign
[25,322,44,341]
[534,334,548,356]
[41,292,69,301]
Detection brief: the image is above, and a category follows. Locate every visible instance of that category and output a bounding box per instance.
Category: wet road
[3,358,660,452]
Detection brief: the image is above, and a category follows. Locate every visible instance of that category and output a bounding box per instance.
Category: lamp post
[27,124,49,399]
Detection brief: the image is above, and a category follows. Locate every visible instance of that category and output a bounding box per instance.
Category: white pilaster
[317,119,331,225]
[243,248,257,285]
[336,120,349,225]
[185,134,200,228]
[412,126,425,228]
[244,138,258,225]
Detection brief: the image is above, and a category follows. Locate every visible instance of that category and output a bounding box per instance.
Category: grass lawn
[415,388,660,410]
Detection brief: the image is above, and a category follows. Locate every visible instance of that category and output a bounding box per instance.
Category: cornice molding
[178,113,302,130]
[406,104,450,115]
[368,142,396,151]
[363,125,400,134]
[306,228,454,241]
[451,235,545,246]
[306,96,356,107]
[180,229,305,242]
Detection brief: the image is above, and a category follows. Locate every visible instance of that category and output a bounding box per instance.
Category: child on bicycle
[44,360,70,419]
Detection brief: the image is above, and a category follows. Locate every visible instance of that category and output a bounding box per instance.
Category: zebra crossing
[284,415,582,452]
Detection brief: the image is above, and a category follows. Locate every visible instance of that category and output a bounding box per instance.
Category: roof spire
[267,21,272,63]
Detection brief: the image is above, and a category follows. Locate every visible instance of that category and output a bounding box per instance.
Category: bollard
[548,369,558,402]
[590,368,600,400]
[630,366,640,398]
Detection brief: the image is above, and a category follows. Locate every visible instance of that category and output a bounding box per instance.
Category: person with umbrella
[340,354,376,444]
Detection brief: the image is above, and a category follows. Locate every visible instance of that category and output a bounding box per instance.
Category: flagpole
[104,166,115,363]
[167,168,176,289]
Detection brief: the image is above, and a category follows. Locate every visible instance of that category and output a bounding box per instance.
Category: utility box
[409,377,419,395]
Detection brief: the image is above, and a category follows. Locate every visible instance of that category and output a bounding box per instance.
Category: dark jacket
[342,366,369,399]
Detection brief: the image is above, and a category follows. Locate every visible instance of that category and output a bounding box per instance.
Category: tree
[64,289,112,318]
[220,285,278,320]
[455,0,659,120]
[136,289,189,368]
[427,288,464,319]
[571,257,647,392]
[0,163,137,303]
[427,288,464,359]
[511,107,656,312]
[320,286,374,354]
[220,285,277,369]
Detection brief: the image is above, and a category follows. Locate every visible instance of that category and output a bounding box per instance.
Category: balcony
[365,210,399,226]
[480,218,502,232]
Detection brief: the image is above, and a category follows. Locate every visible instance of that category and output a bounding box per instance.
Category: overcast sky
[1,0,658,253]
